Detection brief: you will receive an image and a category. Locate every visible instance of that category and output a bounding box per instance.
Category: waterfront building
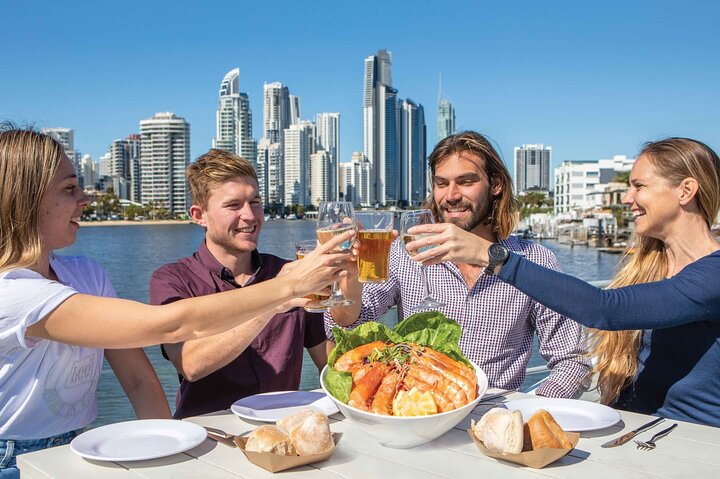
[315,112,340,201]
[289,95,301,126]
[213,68,256,165]
[107,138,131,199]
[80,154,98,191]
[139,112,190,217]
[339,152,373,206]
[126,134,142,203]
[514,144,552,195]
[283,121,315,206]
[263,82,291,144]
[99,151,112,178]
[364,49,400,206]
[554,155,635,214]
[310,150,332,206]
[108,175,129,200]
[437,97,455,142]
[400,99,427,206]
[41,127,83,187]
[256,138,282,206]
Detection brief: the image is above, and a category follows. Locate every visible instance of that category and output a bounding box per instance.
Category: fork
[204,426,251,448]
[634,423,678,450]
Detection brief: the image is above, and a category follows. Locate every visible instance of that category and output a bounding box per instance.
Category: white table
[18,389,720,478]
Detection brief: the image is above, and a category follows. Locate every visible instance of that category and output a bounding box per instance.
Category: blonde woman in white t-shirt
[0,126,354,477]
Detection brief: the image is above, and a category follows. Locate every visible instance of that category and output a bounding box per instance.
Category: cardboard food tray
[235,433,342,473]
[468,429,580,469]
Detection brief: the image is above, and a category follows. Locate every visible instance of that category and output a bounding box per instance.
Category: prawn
[403,365,457,412]
[334,341,389,372]
[348,362,391,411]
[370,369,403,415]
[412,349,478,401]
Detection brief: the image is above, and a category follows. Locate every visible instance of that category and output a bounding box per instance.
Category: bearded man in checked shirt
[326,131,591,398]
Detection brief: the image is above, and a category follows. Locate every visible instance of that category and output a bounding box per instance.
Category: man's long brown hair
[423,131,519,238]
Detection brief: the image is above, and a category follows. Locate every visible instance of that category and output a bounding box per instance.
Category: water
[59,221,620,427]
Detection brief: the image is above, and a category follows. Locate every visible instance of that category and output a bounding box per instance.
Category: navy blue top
[498,250,720,427]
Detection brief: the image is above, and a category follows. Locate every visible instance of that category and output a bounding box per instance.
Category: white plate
[504,398,621,432]
[231,390,339,422]
[70,419,206,462]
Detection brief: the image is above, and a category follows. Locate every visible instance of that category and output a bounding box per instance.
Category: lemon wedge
[392,388,438,416]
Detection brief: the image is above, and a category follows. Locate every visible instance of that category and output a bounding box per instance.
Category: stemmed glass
[400,209,446,311]
[316,201,356,307]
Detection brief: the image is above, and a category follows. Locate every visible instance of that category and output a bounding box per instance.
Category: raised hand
[285,229,355,300]
[404,223,493,267]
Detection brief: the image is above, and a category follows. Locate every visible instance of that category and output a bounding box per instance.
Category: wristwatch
[485,243,510,275]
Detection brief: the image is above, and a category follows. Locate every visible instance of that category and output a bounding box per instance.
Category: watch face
[489,244,508,262]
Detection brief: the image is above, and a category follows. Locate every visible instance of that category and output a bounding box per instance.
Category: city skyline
[2,1,719,172]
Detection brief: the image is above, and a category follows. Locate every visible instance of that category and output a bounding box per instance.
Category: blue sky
[2,0,719,174]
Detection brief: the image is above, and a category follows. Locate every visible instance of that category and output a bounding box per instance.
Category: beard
[438,195,493,232]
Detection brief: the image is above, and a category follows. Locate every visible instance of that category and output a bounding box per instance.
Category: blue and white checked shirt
[325,235,591,398]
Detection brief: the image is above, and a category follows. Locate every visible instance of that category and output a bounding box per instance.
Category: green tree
[517,192,554,218]
[613,172,630,184]
[124,204,144,220]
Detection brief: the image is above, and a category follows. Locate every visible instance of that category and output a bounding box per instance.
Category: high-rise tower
[213,68,256,163]
[139,112,190,216]
[315,112,340,201]
[437,74,456,142]
[41,127,83,187]
[263,82,291,144]
[400,99,427,206]
[363,49,400,206]
[514,144,552,195]
[437,98,455,142]
[283,121,315,206]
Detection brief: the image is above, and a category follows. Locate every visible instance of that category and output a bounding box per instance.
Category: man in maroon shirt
[149,149,328,418]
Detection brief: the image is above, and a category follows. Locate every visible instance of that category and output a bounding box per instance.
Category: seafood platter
[321,312,488,448]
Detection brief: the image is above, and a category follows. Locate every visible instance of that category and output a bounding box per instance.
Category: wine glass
[316,201,356,307]
[400,209,446,310]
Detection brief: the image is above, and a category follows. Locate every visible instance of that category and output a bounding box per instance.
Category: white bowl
[320,362,488,448]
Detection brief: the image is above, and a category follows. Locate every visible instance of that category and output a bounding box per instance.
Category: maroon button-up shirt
[149,242,326,418]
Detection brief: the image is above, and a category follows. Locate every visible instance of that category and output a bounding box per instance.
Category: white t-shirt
[0,255,116,440]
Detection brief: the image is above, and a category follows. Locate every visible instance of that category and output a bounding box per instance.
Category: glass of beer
[400,209,446,310]
[316,201,356,307]
[355,211,394,283]
[294,240,331,312]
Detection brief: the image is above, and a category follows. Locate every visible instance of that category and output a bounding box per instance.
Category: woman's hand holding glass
[405,222,493,267]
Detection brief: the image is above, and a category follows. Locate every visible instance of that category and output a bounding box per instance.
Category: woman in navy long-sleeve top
[408,138,720,427]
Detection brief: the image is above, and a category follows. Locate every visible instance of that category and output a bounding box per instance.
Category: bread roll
[523,409,573,450]
[245,425,296,456]
[471,407,523,455]
[277,409,334,456]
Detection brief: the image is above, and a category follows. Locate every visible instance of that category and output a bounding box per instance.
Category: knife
[601,417,665,448]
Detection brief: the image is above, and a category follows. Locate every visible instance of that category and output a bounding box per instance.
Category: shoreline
[79,220,193,227]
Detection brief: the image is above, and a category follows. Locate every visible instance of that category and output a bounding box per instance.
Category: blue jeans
[0,430,82,479]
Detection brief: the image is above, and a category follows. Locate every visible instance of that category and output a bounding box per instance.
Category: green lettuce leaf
[324,368,353,403]
[393,312,471,367]
[328,321,401,367]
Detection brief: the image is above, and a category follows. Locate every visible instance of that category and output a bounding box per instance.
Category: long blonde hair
[0,125,67,273]
[424,131,519,238]
[590,138,720,404]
